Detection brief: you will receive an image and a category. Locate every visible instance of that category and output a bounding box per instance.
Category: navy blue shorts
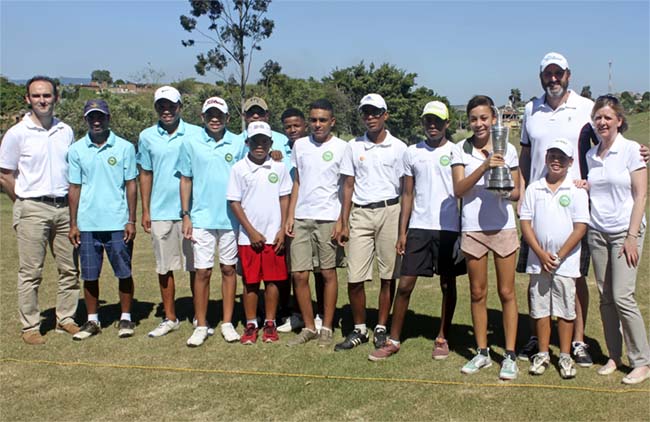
[79,231,133,281]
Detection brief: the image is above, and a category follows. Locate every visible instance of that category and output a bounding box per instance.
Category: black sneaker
[517,336,538,361]
[72,320,101,341]
[572,341,593,367]
[373,327,388,349]
[116,320,135,338]
[334,329,369,351]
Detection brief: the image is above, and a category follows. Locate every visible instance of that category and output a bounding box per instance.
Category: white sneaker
[277,313,304,333]
[192,318,215,336]
[148,319,180,338]
[187,326,209,347]
[220,322,240,342]
[314,315,323,334]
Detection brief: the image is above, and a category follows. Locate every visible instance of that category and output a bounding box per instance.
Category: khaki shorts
[347,203,400,283]
[290,219,340,272]
[529,272,576,320]
[461,228,519,259]
[151,220,194,274]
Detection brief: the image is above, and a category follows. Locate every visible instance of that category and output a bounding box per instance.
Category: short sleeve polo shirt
[403,140,459,231]
[226,156,293,245]
[67,131,138,231]
[291,135,347,221]
[137,120,204,221]
[175,129,244,230]
[339,131,407,205]
[0,113,73,198]
[520,178,590,277]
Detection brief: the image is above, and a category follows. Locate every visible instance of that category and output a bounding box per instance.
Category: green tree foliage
[580,85,592,100]
[180,0,274,124]
[508,88,522,107]
[91,69,113,84]
[259,59,282,86]
[172,78,198,95]
[115,79,126,85]
[0,77,25,115]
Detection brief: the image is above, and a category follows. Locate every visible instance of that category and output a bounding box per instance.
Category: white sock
[389,338,400,346]
[88,314,99,323]
[247,319,258,328]
[120,313,131,321]
[375,324,387,331]
[354,323,367,334]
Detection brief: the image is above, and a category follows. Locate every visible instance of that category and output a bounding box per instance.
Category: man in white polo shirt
[335,93,407,351]
[0,76,80,345]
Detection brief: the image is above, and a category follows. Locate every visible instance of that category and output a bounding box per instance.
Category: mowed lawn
[1,113,649,421]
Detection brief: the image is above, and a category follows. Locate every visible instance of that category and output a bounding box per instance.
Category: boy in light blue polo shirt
[176,96,246,347]
[67,100,138,341]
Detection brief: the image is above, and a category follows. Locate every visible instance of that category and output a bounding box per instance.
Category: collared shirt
[0,113,73,198]
[586,133,647,233]
[520,177,590,277]
[137,119,203,221]
[239,129,292,171]
[68,131,138,231]
[403,140,459,231]
[339,130,407,205]
[521,90,594,183]
[226,155,292,245]
[175,129,245,230]
[291,135,347,221]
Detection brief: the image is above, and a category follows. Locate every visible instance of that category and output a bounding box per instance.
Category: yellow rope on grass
[2,357,649,394]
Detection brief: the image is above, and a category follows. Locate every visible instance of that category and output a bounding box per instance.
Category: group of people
[1,52,648,385]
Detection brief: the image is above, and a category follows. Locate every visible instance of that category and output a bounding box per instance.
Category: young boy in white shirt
[226,122,292,344]
[520,138,589,379]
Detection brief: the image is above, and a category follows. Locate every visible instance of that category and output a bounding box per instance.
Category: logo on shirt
[559,195,571,207]
[107,156,117,166]
[225,153,233,162]
[322,151,333,162]
[359,156,365,162]
[268,172,279,183]
[439,155,451,166]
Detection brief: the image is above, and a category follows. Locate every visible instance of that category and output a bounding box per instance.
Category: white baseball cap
[540,52,569,72]
[247,121,272,138]
[154,86,181,104]
[202,96,229,114]
[547,138,574,158]
[421,101,449,120]
[358,93,387,111]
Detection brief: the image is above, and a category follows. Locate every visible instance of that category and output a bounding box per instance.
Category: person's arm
[0,168,16,202]
[640,144,650,163]
[68,183,82,247]
[556,222,587,264]
[621,167,648,267]
[229,200,266,251]
[138,168,153,233]
[396,175,414,255]
[275,194,289,254]
[520,219,558,273]
[452,153,504,198]
[336,175,354,246]
[124,179,137,242]
[180,175,193,240]
[285,169,300,237]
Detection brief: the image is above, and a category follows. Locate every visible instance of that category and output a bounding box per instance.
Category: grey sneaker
[148,319,180,338]
[559,355,577,379]
[499,356,519,380]
[373,327,388,349]
[117,320,135,338]
[73,320,101,341]
[529,353,550,375]
[286,328,318,347]
[461,351,492,374]
[277,313,305,333]
[317,327,333,348]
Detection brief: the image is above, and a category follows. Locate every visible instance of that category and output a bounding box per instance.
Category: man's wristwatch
[180,210,191,218]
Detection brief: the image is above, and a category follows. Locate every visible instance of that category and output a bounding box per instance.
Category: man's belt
[22,195,68,205]
[353,197,399,209]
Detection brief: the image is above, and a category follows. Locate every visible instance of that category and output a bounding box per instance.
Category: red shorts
[238,244,288,284]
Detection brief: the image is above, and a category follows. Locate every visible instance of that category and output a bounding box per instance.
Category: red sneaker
[262,321,279,343]
[240,323,258,345]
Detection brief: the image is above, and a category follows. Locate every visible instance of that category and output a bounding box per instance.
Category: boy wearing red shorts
[227,121,292,344]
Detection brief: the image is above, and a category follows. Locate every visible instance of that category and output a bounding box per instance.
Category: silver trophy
[486,106,514,192]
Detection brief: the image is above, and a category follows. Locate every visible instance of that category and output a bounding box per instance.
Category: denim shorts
[79,231,133,281]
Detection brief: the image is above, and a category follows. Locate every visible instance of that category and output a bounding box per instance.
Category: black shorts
[400,229,467,277]
[516,235,591,277]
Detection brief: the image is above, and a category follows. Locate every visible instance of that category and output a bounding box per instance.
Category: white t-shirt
[291,135,347,221]
[586,133,647,233]
[521,90,594,183]
[403,140,459,231]
[226,156,292,245]
[450,138,519,231]
[339,131,407,205]
[0,113,73,198]
[520,178,590,278]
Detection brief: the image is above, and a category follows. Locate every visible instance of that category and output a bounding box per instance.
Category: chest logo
[107,156,117,166]
[268,172,279,183]
[559,195,571,207]
[439,155,451,166]
[322,151,333,162]
[225,153,233,163]
[359,155,365,162]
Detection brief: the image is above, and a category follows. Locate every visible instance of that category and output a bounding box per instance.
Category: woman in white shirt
[586,95,649,385]
[451,95,521,380]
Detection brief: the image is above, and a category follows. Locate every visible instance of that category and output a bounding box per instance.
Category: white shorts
[529,273,576,320]
[192,228,238,269]
[151,220,194,273]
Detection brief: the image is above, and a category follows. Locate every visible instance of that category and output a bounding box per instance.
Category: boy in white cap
[335,93,408,351]
[520,138,589,379]
[227,121,292,345]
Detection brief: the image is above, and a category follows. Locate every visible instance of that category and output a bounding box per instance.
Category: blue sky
[1,0,648,104]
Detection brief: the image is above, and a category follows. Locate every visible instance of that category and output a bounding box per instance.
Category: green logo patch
[268,172,279,183]
[439,155,451,166]
[322,151,334,162]
[559,195,571,207]
[225,153,233,163]
[107,156,117,166]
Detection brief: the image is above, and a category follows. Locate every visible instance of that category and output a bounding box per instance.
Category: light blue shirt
[176,129,245,230]
[68,131,138,231]
[137,120,203,221]
[239,129,293,171]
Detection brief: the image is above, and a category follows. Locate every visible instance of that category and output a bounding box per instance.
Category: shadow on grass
[41,299,155,332]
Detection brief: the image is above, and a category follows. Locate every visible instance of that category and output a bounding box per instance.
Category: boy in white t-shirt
[226,122,292,345]
[520,139,589,379]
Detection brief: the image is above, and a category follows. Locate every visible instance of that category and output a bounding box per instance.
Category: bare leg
[573,276,588,342]
[466,253,489,349]
[348,282,366,325]
[118,277,134,314]
[319,268,338,329]
[243,282,260,322]
[193,268,212,326]
[437,274,457,340]
[83,280,100,315]
[378,278,396,326]
[495,252,518,351]
[388,275,417,341]
[220,264,237,324]
[263,281,279,321]
[292,270,315,329]
[158,272,176,321]
[535,317,551,352]
[558,318,574,355]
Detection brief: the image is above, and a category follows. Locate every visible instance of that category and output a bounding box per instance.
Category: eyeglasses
[359,107,386,118]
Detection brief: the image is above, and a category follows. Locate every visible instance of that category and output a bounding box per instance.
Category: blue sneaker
[461,350,492,374]
[500,356,519,380]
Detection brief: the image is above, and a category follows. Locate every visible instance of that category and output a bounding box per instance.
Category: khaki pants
[13,199,79,332]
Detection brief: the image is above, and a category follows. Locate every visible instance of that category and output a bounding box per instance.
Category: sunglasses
[359,107,386,118]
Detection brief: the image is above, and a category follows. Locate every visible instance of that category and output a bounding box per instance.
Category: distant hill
[10,77,90,86]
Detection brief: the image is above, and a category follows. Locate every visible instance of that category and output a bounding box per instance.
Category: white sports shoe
[220,322,240,342]
[187,326,209,347]
[148,319,180,338]
[192,318,215,336]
